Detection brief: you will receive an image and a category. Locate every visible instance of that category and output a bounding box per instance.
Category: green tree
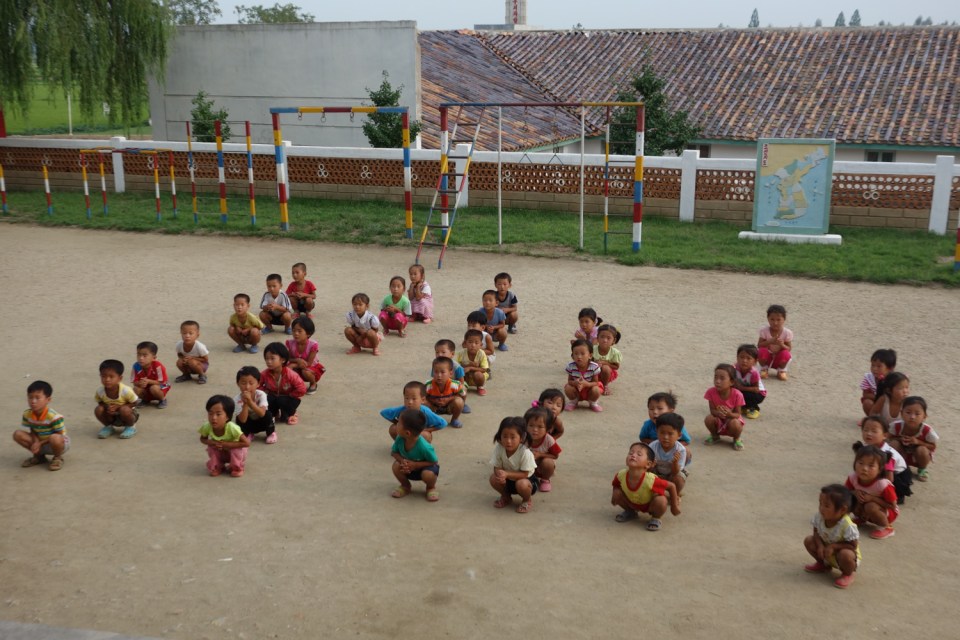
[835,12,846,26]
[815,18,823,27]
[190,91,230,143]
[234,3,314,23]
[0,0,169,130]
[169,0,222,25]
[850,10,862,26]
[611,66,702,157]
[361,71,422,148]
[748,9,759,27]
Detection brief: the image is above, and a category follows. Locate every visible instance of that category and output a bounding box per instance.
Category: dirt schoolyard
[0,225,957,639]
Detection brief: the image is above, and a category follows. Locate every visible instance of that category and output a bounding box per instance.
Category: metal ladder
[602,115,642,252]
[415,105,486,269]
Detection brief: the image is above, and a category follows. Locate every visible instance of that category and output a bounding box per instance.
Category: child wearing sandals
[889,396,939,483]
[804,484,860,589]
[174,320,209,384]
[408,264,434,324]
[199,395,250,478]
[593,324,622,394]
[490,417,538,514]
[425,357,466,428]
[733,344,766,419]
[703,364,746,451]
[381,381,448,442]
[228,293,264,354]
[234,366,276,444]
[95,359,140,439]
[532,388,566,439]
[860,349,896,417]
[494,272,519,334]
[344,293,383,356]
[611,442,681,531]
[856,416,911,504]
[380,275,411,338]
[525,407,561,492]
[564,339,604,412]
[390,408,440,502]
[758,304,793,380]
[457,329,490,396]
[286,262,317,317]
[132,341,170,409]
[467,311,496,361]
[15,381,68,471]
[650,413,687,496]
[846,444,899,540]
[259,342,306,425]
[285,316,326,395]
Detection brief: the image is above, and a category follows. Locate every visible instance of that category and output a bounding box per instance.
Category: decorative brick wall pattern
[696,169,755,202]
[832,173,933,209]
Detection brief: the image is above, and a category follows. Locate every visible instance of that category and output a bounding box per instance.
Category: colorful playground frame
[79,147,178,221]
[184,120,257,225]
[269,105,412,234]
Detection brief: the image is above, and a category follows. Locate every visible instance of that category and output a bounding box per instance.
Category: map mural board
[752,139,835,234]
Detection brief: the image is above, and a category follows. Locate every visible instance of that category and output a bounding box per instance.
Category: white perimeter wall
[148,21,420,148]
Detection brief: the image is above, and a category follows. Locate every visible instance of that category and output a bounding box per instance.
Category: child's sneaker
[98,425,114,439]
[833,574,856,589]
[174,374,192,383]
[869,527,895,540]
[233,345,246,353]
[265,432,278,444]
[539,478,552,492]
[462,403,472,414]
[777,371,789,381]
[248,345,259,354]
[507,325,518,334]
[230,468,244,477]
[589,402,603,413]
[262,326,273,334]
[48,456,64,471]
[477,387,487,396]
[284,327,293,335]
[119,426,137,439]
[157,399,168,409]
[564,402,577,411]
[745,408,760,419]
[197,374,207,384]
[804,561,828,573]
[497,342,509,352]
[450,419,463,428]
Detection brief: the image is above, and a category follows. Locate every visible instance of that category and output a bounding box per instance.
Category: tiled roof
[418,27,960,150]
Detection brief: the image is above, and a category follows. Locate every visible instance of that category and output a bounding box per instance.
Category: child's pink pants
[379,310,408,333]
[758,347,792,370]
[206,446,247,473]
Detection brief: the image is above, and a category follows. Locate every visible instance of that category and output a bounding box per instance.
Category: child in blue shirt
[380,381,447,442]
[638,391,692,445]
[649,413,688,495]
[391,408,440,502]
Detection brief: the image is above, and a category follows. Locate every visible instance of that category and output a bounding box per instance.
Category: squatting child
[611,441,681,531]
[286,262,317,317]
[533,388,566,439]
[344,293,383,356]
[856,415,911,503]
[573,307,602,345]
[889,396,939,483]
[525,407,561,493]
[425,356,466,428]
[457,329,490,396]
[593,324,622,394]
[758,304,793,380]
[390,408,440,502]
[803,484,860,589]
[15,381,68,471]
[466,311,496,361]
[175,320,209,384]
[380,380,448,442]
[703,364,746,451]
[259,273,294,335]
[259,342,306,425]
[650,413,688,496]
[380,275,411,338]
[95,359,140,439]
[286,316,326,395]
[234,366,276,444]
[480,290,509,352]
[846,444,899,540]
[494,272,519,334]
[407,264,434,324]
[132,341,170,408]
[228,293,264,354]
[199,395,250,478]
[860,349,896,417]
[733,344,766,419]
[490,417,538,514]
[564,339,603,412]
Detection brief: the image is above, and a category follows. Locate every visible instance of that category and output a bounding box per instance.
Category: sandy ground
[0,224,958,639]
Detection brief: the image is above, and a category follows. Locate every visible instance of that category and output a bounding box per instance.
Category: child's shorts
[407,464,440,481]
[267,311,287,326]
[108,407,140,426]
[602,367,619,383]
[39,435,70,456]
[506,475,539,496]
[717,416,744,435]
[576,382,604,399]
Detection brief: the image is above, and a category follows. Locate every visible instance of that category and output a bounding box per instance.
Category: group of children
[804,347,940,589]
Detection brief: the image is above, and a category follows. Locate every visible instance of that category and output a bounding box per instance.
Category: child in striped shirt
[15,381,68,471]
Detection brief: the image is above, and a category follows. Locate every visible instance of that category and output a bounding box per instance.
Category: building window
[865,150,896,162]
[686,144,710,158]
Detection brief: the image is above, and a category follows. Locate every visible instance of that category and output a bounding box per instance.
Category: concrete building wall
[148,21,420,148]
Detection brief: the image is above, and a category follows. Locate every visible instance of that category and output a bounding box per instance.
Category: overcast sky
[219,0,958,29]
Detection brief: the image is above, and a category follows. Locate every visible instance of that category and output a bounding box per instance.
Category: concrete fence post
[679,149,699,222]
[928,155,954,234]
[455,143,470,208]
[110,136,127,193]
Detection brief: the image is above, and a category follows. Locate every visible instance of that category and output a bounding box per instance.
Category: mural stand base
[738,231,842,246]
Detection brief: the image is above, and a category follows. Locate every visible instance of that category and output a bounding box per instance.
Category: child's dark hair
[398,407,427,434]
[852,443,890,469]
[236,366,261,383]
[902,395,927,414]
[877,371,909,398]
[578,307,602,324]
[596,323,621,343]
[409,263,425,277]
[234,293,250,303]
[266,273,283,284]
[494,272,512,284]
[292,262,306,271]
[27,380,53,397]
[482,289,498,299]
[464,328,483,342]
[537,388,565,407]
[715,363,737,381]
[390,275,406,288]
[180,320,200,331]
[523,406,550,427]
[466,310,488,325]
[403,380,427,397]
[655,412,685,432]
[263,342,290,363]
[434,339,456,353]
[871,348,897,369]
[351,292,370,305]
[628,441,654,461]
[736,343,759,359]
[766,304,787,318]
[860,415,889,433]
[571,338,592,354]
[99,359,124,376]
[820,484,856,513]
[647,391,678,409]
[206,394,235,417]
[292,316,315,336]
[432,356,454,373]
[493,416,528,444]
[136,341,158,355]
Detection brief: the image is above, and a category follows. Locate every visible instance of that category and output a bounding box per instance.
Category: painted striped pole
[402,111,412,238]
[954,224,960,271]
[603,106,611,252]
[42,165,53,215]
[97,153,108,216]
[80,155,92,219]
[272,112,290,231]
[439,106,450,238]
[151,152,162,222]
[215,120,227,224]
[186,121,198,223]
[245,121,256,225]
[168,151,179,218]
[633,105,645,252]
[0,161,7,214]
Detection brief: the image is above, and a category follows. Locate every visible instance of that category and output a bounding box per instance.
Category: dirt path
[0,225,957,639]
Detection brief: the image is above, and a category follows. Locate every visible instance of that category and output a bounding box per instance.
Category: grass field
[3,84,149,136]
[3,189,958,286]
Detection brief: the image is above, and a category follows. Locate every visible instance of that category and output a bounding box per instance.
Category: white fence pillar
[928,155,955,234]
[455,143,470,207]
[110,136,127,193]
[679,149,699,221]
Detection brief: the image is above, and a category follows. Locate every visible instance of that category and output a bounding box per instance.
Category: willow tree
[0,0,170,130]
